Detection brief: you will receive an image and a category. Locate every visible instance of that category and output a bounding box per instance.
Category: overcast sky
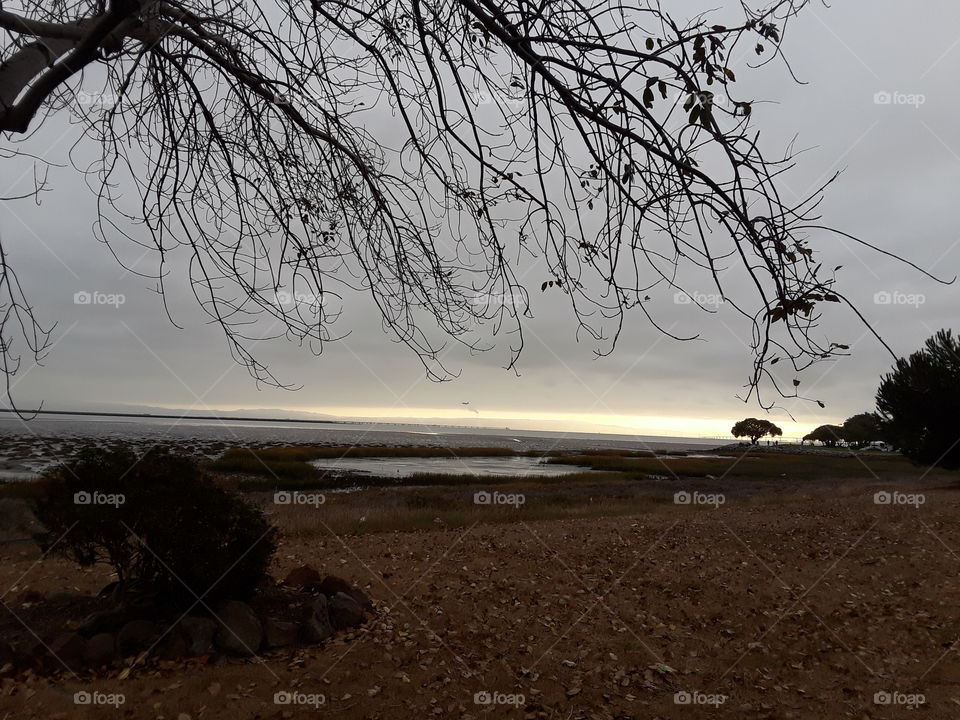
[1,1,958,440]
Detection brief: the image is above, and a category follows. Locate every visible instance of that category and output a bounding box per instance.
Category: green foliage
[877,329,960,469]
[840,412,882,448]
[731,418,783,444]
[803,424,843,447]
[32,447,276,606]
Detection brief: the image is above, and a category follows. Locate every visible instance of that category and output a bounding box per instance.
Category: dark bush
[33,447,276,607]
[876,329,960,469]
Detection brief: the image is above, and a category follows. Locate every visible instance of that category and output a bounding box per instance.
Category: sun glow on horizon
[136,402,832,440]
[195,404,821,439]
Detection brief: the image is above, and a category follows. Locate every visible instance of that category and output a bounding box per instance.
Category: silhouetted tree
[0,1,946,407]
[732,417,782,445]
[803,424,843,448]
[876,330,960,469]
[839,412,881,449]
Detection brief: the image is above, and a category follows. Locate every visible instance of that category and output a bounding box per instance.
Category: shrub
[32,447,276,607]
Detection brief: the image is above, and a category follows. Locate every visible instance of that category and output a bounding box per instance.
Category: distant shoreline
[0,408,733,444]
[0,408,348,426]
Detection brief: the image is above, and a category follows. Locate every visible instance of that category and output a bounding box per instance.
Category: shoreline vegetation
[3,443,954,538]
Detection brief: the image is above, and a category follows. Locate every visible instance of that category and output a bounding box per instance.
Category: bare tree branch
[0,0,950,409]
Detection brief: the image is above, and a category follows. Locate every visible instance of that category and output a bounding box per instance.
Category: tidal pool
[310,455,584,478]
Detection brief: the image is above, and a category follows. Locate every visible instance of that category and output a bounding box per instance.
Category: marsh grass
[233,470,622,492]
[549,450,923,480]
[8,445,957,540]
[263,485,665,537]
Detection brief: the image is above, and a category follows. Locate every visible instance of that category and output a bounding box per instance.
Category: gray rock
[283,565,322,589]
[47,631,85,669]
[328,592,365,630]
[318,575,374,612]
[348,585,374,613]
[78,608,134,637]
[116,620,159,656]
[155,628,188,660]
[179,616,217,656]
[215,601,262,656]
[301,595,334,643]
[83,633,115,665]
[263,618,300,648]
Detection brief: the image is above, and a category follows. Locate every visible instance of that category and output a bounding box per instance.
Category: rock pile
[0,566,372,674]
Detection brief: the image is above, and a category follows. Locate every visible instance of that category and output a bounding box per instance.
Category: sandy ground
[2,477,960,719]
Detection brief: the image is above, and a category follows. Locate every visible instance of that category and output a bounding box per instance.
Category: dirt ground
[2,475,960,719]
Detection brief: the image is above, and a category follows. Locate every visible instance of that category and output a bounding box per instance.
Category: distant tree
[732,418,783,445]
[839,412,882,449]
[803,424,843,448]
[876,329,960,469]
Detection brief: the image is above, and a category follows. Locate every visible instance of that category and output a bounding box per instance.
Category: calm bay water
[0,414,723,479]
